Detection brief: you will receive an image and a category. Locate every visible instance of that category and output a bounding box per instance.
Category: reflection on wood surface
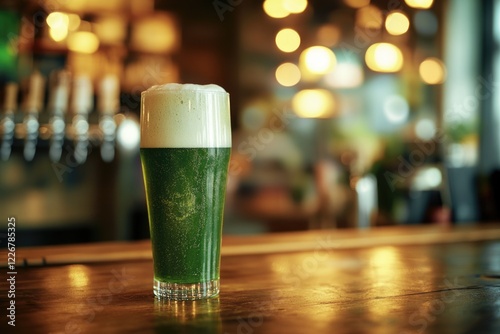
[1,225,499,333]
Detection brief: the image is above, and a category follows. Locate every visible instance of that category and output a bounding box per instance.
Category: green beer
[141,147,230,282]
[140,84,231,300]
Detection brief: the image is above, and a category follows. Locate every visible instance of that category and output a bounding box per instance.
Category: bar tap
[23,71,45,162]
[98,75,119,162]
[48,70,70,162]
[1,83,18,161]
[71,75,93,164]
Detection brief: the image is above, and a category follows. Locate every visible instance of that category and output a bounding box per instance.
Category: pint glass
[140,84,231,300]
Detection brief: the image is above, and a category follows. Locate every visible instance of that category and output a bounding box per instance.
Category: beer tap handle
[71,75,93,164]
[98,75,119,162]
[1,83,18,161]
[48,70,70,162]
[23,71,45,162]
[3,82,18,115]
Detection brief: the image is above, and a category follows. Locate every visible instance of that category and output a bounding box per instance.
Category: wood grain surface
[1,225,500,333]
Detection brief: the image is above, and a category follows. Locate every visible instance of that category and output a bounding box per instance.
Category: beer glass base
[153,279,220,300]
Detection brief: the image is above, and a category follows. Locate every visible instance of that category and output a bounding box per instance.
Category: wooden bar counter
[2,224,500,333]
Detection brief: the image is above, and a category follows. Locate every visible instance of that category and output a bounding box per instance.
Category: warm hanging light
[365,43,403,72]
[283,0,308,14]
[385,11,410,35]
[46,12,69,29]
[130,13,178,53]
[419,57,446,84]
[94,16,127,44]
[49,27,68,42]
[263,0,290,18]
[68,31,100,54]
[47,12,69,42]
[275,28,301,53]
[292,89,335,118]
[275,62,301,86]
[404,0,433,9]
[68,14,81,31]
[300,46,336,75]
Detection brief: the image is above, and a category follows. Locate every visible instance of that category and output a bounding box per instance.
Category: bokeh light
[283,0,308,14]
[263,0,290,18]
[415,118,436,140]
[94,16,127,44]
[131,13,178,54]
[404,0,434,9]
[413,167,442,190]
[68,14,81,31]
[316,24,341,47]
[47,12,69,42]
[68,32,100,54]
[365,43,403,72]
[49,27,68,42]
[46,12,69,29]
[385,12,410,35]
[300,46,336,75]
[275,62,301,86]
[343,0,370,8]
[117,118,140,152]
[383,95,410,124]
[292,89,335,118]
[324,62,364,88]
[275,28,301,53]
[356,5,383,29]
[419,57,446,84]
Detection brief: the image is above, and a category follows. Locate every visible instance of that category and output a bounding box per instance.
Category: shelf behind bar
[2,223,500,268]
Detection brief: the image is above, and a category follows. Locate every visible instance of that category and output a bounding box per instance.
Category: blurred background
[1,0,499,246]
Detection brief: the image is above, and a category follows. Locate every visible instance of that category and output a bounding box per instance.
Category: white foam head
[140,83,231,148]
